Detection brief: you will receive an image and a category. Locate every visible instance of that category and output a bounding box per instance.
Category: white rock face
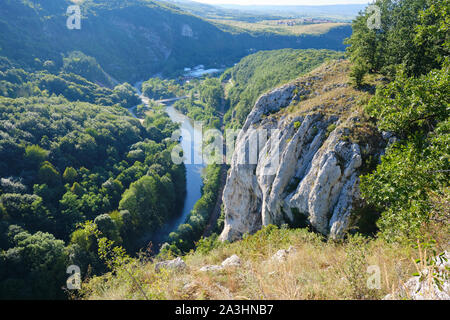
[155,257,186,273]
[220,81,366,242]
[181,24,194,37]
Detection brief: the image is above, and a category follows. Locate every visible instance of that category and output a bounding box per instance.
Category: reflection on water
[164,105,206,232]
[133,82,205,247]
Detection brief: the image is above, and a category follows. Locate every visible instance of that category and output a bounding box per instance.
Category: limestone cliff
[220,61,386,242]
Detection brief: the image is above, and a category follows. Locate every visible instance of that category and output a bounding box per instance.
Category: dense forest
[0,52,187,298]
[0,53,140,107]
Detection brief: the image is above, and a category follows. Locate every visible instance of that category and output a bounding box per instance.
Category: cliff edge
[220,60,387,242]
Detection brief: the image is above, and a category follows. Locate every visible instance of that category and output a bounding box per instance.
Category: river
[132,82,205,245]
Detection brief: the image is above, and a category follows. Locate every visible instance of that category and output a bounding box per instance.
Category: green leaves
[347,0,449,81]
[361,62,449,242]
[366,64,450,137]
[142,78,183,100]
[24,145,48,169]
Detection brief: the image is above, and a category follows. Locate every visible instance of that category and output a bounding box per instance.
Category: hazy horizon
[190,0,370,6]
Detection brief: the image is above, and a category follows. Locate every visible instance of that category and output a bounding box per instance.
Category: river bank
[131,82,206,247]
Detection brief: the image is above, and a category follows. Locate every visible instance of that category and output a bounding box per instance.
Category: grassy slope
[80,226,419,300]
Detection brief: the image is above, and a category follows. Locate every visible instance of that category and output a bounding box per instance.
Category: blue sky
[192,0,370,5]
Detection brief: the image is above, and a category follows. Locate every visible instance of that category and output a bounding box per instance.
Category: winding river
[132,82,205,244]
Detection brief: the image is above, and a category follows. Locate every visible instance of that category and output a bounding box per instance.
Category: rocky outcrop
[199,265,224,272]
[199,255,242,272]
[271,246,296,263]
[220,64,382,242]
[221,255,241,268]
[155,257,187,273]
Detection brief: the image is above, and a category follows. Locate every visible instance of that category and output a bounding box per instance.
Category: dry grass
[281,60,381,119]
[78,226,443,300]
[274,59,387,154]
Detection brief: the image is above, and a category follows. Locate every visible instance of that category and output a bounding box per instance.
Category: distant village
[275,18,334,26]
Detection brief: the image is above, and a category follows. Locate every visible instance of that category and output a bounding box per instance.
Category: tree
[70,182,85,197]
[366,62,449,137]
[37,161,61,187]
[43,60,57,73]
[119,175,162,235]
[25,145,48,169]
[63,167,78,184]
[415,0,450,70]
[361,58,449,242]
[59,191,84,237]
[94,214,122,244]
[113,83,140,108]
[345,0,446,80]
[0,230,68,299]
[199,78,224,109]
[360,124,449,242]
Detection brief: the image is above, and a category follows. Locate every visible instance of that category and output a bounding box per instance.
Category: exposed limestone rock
[199,265,224,272]
[221,255,241,268]
[220,65,379,242]
[181,24,194,37]
[155,257,186,273]
[384,251,450,300]
[199,255,241,272]
[271,246,296,263]
[182,281,199,293]
[215,283,234,299]
[271,250,288,263]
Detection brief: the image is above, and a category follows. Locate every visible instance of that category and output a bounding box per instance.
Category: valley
[0,0,448,301]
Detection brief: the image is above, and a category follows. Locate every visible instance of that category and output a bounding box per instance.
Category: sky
[191,0,370,5]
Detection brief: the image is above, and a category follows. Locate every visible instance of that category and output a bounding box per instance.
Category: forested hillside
[0,90,187,298]
[0,0,351,81]
[0,49,188,298]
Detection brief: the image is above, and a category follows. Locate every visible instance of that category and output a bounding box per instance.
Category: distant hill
[217,4,369,21]
[161,0,286,21]
[0,0,351,81]
[162,1,367,22]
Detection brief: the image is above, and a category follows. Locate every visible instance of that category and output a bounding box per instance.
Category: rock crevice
[220,73,373,242]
